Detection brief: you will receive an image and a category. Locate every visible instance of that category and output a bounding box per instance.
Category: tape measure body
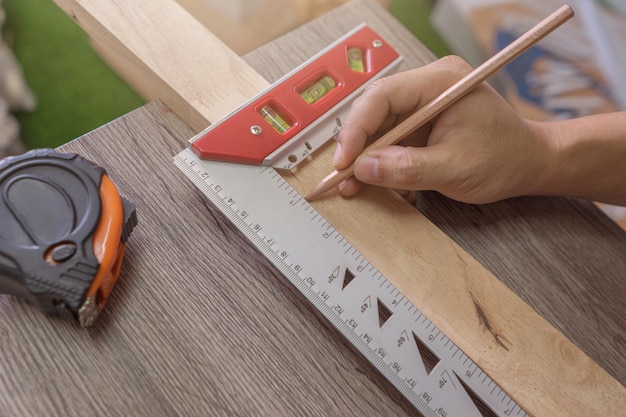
[0,149,137,326]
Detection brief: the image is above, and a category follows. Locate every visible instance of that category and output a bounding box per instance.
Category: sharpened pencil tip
[305,182,328,201]
[305,169,346,200]
[306,168,354,200]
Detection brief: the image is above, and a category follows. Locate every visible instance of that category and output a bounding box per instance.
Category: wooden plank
[50,0,626,416]
[89,0,391,101]
[54,0,268,130]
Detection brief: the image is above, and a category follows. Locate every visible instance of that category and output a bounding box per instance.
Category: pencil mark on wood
[470,293,510,351]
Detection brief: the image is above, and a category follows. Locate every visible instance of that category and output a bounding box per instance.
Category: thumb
[353,145,450,192]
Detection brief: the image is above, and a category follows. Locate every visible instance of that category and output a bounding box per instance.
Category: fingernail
[356,156,380,183]
[333,143,342,166]
[337,179,346,193]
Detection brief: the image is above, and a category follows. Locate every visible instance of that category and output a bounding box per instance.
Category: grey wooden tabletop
[1,1,624,416]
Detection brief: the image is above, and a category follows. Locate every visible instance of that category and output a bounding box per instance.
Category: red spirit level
[190,24,402,170]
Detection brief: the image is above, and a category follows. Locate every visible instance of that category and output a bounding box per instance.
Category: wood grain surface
[2,101,417,416]
[1,0,624,416]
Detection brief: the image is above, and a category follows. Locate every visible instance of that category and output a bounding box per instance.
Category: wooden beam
[51,0,625,416]
[54,0,269,130]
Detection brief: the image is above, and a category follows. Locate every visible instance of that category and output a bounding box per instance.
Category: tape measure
[174,24,529,417]
[0,149,137,327]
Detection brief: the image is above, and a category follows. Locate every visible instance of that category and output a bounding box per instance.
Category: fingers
[352,145,450,193]
[338,145,436,201]
[333,56,472,170]
[337,175,363,197]
[337,163,418,204]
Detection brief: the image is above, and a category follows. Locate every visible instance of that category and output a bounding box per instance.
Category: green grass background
[2,0,449,149]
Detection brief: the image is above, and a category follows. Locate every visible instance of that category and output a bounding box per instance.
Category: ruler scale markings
[174,150,530,417]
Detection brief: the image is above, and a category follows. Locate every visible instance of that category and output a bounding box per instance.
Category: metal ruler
[173,149,528,417]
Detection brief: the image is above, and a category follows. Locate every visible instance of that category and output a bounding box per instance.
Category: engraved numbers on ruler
[174,149,528,417]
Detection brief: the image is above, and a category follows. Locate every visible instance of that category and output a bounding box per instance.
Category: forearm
[533,112,626,205]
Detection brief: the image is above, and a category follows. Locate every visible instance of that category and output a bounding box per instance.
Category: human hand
[332,56,553,204]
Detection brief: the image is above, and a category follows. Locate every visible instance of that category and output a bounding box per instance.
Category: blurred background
[0,0,624,225]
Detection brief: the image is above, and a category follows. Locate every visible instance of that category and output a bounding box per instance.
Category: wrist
[528,113,626,205]
[511,119,560,198]
[524,120,564,196]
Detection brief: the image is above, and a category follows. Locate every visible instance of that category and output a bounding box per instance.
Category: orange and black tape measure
[0,149,137,327]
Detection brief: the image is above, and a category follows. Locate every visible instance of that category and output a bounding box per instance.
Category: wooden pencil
[305,4,574,200]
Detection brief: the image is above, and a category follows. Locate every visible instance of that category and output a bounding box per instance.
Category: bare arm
[535,113,626,205]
